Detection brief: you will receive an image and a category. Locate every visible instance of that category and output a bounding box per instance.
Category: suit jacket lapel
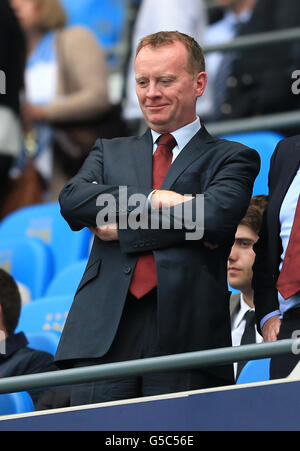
[130,125,216,190]
[161,125,216,190]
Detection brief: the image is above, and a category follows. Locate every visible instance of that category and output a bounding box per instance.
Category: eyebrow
[235,238,255,244]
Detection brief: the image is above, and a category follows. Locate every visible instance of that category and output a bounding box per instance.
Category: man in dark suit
[253,135,300,379]
[55,31,260,406]
[204,0,300,126]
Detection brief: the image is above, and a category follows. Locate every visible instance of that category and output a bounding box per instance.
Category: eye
[241,240,252,248]
[160,79,172,86]
[136,79,148,87]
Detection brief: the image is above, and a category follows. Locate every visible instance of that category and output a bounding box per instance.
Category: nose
[228,244,238,263]
[146,81,161,99]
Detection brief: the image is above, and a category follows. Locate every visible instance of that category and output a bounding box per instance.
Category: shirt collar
[151,116,201,151]
[233,293,255,328]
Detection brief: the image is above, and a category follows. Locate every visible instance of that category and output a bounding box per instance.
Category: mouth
[228,267,241,273]
[145,104,168,111]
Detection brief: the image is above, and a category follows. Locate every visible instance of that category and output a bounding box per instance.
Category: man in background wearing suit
[228,195,267,379]
[253,136,300,379]
[55,31,260,406]
[200,0,300,126]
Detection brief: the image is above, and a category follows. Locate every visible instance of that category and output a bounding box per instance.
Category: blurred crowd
[0,0,300,218]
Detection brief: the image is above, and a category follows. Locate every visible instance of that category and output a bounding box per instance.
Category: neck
[229,0,257,16]
[242,288,254,309]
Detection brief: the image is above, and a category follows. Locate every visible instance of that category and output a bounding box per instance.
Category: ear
[195,71,207,98]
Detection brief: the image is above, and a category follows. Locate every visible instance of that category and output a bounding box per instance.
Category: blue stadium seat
[236,358,271,384]
[0,392,34,415]
[16,296,73,335]
[220,131,284,195]
[45,259,87,298]
[0,202,92,276]
[26,331,60,356]
[0,237,54,299]
[60,0,127,64]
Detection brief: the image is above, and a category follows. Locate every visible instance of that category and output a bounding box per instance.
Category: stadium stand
[45,259,87,298]
[0,1,299,426]
[0,202,92,277]
[16,296,73,336]
[60,0,129,66]
[236,358,271,384]
[0,391,34,415]
[26,331,60,357]
[220,131,284,195]
[0,237,54,299]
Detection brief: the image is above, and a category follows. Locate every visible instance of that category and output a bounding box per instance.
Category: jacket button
[123,265,132,275]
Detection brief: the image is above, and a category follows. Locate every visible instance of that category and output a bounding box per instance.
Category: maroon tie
[129,133,177,299]
[277,194,300,299]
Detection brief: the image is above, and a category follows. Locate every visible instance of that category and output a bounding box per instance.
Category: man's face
[227,225,259,293]
[10,0,41,31]
[134,41,206,133]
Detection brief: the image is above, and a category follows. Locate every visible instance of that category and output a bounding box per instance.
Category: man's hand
[89,223,119,241]
[262,315,281,342]
[151,190,194,209]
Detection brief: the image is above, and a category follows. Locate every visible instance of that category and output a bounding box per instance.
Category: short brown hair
[240,195,268,235]
[32,0,66,32]
[136,31,206,75]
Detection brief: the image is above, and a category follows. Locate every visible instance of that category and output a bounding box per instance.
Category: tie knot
[158,133,177,151]
[244,310,256,325]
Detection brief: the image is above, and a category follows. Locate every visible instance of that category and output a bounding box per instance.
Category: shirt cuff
[260,310,282,331]
[147,190,157,208]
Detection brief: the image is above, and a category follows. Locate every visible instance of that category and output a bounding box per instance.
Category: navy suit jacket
[253,135,300,332]
[55,125,260,383]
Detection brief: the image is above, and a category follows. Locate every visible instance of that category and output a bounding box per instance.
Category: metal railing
[201,26,300,135]
[0,338,299,396]
[203,26,300,54]
[206,109,300,136]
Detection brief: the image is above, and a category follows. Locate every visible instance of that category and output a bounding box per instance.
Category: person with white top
[199,0,300,123]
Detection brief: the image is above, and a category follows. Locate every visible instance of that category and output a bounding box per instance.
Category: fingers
[262,315,281,342]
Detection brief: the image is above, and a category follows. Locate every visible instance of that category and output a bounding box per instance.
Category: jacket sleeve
[253,141,282,333]
[59,139,153,231]
[118,145,260,253]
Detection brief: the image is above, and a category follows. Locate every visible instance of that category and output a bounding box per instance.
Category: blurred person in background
[122,0,208,135]
[10,0,117,201]
[199,0,300,128]
[0,269,58,409]
[0,0,25,215]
